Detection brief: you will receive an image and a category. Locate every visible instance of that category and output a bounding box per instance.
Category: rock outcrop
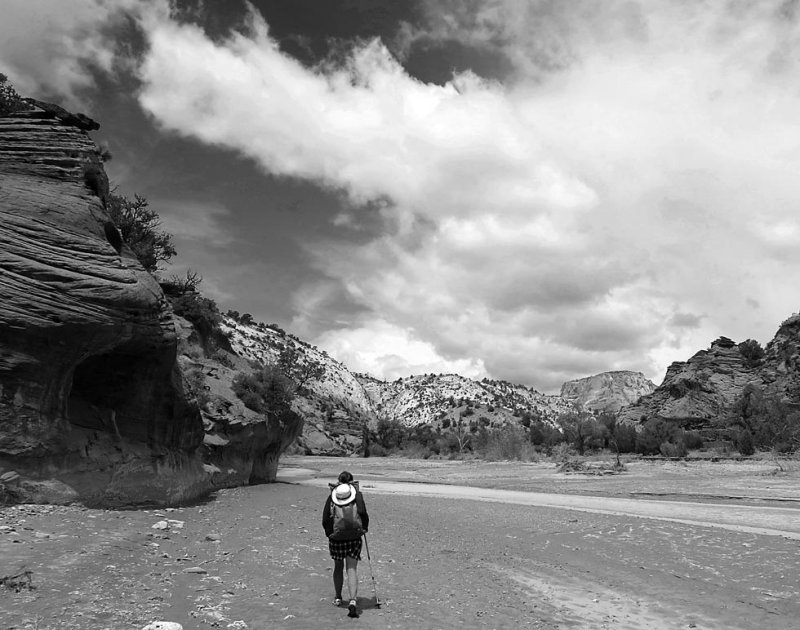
[172,319,304,488]
[560,371,656,414]
[616,331,799,429]
[0,103,303,506]
[0,104,208,505]
[758,314,800,405]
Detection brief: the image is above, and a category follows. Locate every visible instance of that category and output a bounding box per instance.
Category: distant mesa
[560,371,657,414]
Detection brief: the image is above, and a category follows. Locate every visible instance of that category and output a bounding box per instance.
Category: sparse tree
[105,193,176,273]
[558,411,597,455]
[453,413,471,454]
[277,344,326,392]
[166,269,203,294]
[738,339,765,367]
[232,364,294,417]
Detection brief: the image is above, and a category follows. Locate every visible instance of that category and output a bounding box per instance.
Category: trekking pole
[363,534,381,608]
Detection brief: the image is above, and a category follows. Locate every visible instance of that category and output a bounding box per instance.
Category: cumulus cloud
[5,0,800,391]
[127,0,800,390]
[0,0,168,106]
[313,320,487,382]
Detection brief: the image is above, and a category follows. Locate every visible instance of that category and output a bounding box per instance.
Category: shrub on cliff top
[171,292,222,341]
[0,74,28,115]
[738,338,765,367]
[106,193,176,273]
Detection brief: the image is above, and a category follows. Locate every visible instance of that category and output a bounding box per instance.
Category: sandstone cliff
[0,103,207,505]
[560,371,656,414]
[0,103,301,506]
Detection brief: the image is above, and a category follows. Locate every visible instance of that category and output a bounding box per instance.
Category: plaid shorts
[328,537,362,560]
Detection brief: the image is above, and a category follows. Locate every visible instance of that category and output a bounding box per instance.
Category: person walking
[322,471,369,618]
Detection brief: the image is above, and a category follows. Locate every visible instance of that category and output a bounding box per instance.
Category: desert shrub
[636,418,685,456]
[165,270,203,295]
[369,443,389,457]
[528,419,564,447]
[231,364,294,416]
[0,74,28,115]
[738,339,765,367]
[375,417,407,451]
[728,383,800,452]
[659,439,687,458]
[558,412,599,455]
[613,424,638,453]
[171,292,223,340]
[277,344,326,392]
[479,425,537,461]
[550,442,573,462]
[407,424,440,455]
[403,441,436,459]
[105,193,176,273]
[683,430,704,451]
[185,366,211,410]
[735,429,755,456]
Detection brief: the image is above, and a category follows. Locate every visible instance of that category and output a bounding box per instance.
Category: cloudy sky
[2,0,800,393]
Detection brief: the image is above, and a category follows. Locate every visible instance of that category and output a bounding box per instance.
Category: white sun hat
[331,483,356,506]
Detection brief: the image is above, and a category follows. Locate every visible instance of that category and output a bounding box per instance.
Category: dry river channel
[1,456,799,630]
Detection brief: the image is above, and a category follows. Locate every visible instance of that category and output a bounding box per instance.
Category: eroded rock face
[560,371,656,414]
[759,314,800,405]
[617,337,764,428]
[174,319,305,486]
[0,105,204,505]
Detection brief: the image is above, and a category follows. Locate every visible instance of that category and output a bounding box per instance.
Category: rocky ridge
[218,318,658,449]
[618,320,800,431]
[358,372,573,426]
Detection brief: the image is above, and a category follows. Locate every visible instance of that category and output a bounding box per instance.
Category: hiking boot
[347,599,359,617]
[333,597,343,607]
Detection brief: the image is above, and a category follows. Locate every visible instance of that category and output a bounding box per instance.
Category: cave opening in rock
[67,348,160,443]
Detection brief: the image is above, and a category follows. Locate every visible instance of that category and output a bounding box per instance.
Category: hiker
[322,470,369,617]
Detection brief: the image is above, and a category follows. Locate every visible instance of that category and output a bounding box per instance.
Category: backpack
[328,483,364,540]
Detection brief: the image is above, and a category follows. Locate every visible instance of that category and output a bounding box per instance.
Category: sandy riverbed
[2,456,799,629]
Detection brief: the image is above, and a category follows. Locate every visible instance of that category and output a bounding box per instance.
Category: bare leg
[333,559,344,600]
[345,557,359,601]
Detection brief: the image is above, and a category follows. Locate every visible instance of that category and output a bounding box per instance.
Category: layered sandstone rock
[617,337,764,428]
[560,371,656,414]
[0,104,207,505]
[0,104,309,504]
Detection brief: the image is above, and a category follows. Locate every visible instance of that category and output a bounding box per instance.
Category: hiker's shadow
[357,596,381,611]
